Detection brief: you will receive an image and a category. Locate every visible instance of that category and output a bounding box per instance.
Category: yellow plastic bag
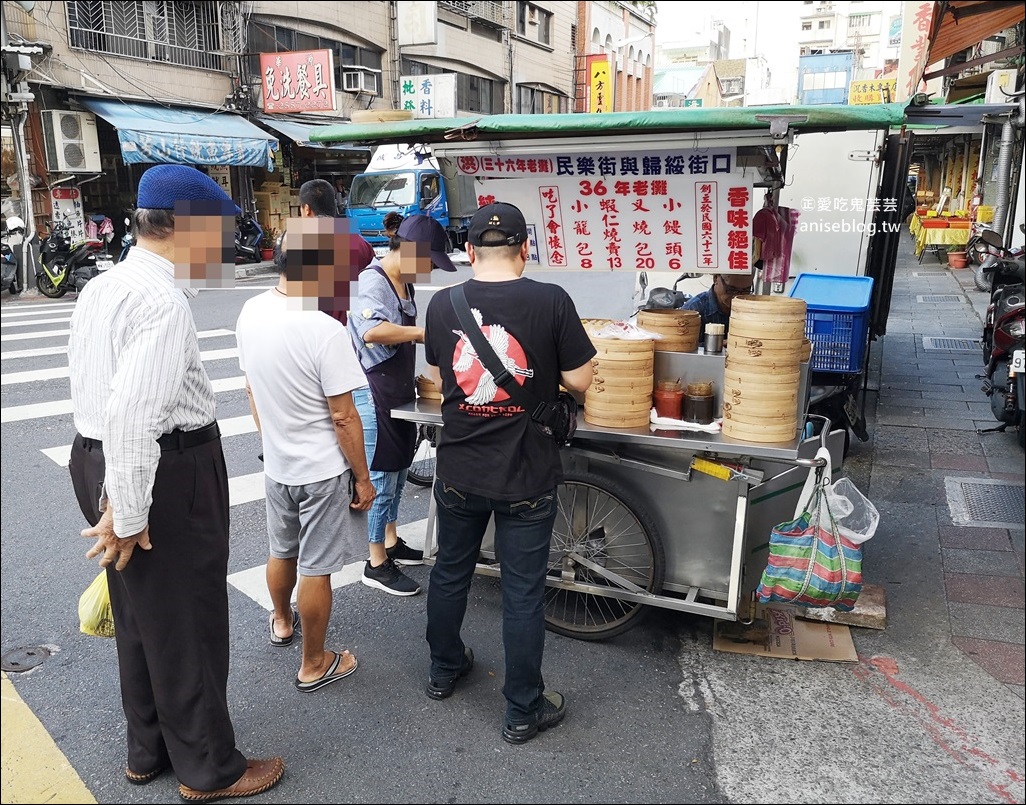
[78,571,115,638]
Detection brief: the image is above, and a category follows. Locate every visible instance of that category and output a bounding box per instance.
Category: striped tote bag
[756,473,863,612]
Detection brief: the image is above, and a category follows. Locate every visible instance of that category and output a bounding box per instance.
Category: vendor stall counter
[393,352,846,641]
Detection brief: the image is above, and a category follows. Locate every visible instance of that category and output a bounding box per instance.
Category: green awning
[308,103,911,147]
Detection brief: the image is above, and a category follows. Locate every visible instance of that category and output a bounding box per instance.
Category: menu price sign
[455,148,752,273]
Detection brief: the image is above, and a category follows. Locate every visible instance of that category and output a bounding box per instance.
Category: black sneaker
[426,646,474,700]
[386,536,424,566]
[502,691,567,744]
[361,557,421,597]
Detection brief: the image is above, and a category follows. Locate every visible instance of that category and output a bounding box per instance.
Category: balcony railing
[439,1,506,27]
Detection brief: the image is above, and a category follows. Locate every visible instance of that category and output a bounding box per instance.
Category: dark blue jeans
[427,480,558,726]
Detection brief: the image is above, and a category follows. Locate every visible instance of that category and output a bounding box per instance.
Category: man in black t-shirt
[422,202,596,744]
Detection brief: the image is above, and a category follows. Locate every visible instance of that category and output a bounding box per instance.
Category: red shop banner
[260,49,337,113]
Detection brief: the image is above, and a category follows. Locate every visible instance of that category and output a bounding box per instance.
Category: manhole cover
[945,477,1025,529]
[1,646,51,673]
[916,294,963,303]
[923,337,980,352]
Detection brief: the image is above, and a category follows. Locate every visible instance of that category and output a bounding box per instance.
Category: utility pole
[2,0,44,291]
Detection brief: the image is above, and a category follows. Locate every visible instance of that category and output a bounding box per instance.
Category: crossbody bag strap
[450,284,550,422]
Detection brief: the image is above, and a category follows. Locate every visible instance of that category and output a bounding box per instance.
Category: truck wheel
[544,470,665,641]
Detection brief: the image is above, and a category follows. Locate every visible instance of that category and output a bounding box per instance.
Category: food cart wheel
[544,470,666,641]
[406,424,437,487]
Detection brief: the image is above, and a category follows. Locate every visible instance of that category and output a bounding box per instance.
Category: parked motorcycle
[235,213,264,263]
[1,216,26,296]
[977,227,1025,448]
[36,217,114,298]
[117,215,134,263]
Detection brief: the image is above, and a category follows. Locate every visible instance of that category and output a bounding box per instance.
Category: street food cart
[311,103,907,640]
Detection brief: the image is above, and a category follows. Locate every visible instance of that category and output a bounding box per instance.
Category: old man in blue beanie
[68,164,285,800]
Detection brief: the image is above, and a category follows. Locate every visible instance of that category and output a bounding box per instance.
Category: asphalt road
[1,269,1022,804]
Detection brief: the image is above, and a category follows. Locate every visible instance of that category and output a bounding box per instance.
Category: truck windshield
[348,172,417,209]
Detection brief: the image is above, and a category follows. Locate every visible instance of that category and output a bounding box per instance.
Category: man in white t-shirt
[236,216,375,693]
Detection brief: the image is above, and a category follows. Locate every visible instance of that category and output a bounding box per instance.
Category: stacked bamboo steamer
[636,309,701,352]
[721,295,808,443]
[583,320,654,429]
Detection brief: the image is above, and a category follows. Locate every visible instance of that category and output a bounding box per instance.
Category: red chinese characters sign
[260,49,336,113]
[458,148,752,273]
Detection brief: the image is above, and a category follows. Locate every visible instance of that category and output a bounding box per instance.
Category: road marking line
[227,518,429,609]
[1,348,240,386]
[1,316,73,329]
[1,304,77,318]
[40,414,257,467]
[1,375,247,423]
[0,327,234,344]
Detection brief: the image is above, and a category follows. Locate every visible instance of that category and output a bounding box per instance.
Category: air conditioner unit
[985,69,1016,104]
[342,70,378,94]
[41,110,102,173]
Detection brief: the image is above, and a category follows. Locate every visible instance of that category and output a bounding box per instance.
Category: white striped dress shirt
[68,246,216,538]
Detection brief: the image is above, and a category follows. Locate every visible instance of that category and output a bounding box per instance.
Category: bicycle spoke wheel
[407,424,437,487]
[544,470,665,640]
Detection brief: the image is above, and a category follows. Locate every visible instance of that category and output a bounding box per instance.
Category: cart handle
[794,414,832,468]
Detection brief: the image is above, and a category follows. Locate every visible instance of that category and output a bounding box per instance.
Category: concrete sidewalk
[848,239,1025,695]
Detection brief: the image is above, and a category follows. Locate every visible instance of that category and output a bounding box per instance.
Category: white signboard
[400,74,457,119]
[50,186,86,242]
[452,147,754,273]
[207,165,233,199]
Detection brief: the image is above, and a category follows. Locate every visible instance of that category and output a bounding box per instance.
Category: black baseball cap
[396,214,457,272]
[468,202,528,247]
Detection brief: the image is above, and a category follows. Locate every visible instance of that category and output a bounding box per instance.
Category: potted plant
[947,249,968,269]
[259,227,277,261]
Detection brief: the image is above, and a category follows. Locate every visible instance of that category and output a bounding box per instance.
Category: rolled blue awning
[79,98,277,170]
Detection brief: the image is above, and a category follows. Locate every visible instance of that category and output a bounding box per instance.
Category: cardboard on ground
[713,603,858,662]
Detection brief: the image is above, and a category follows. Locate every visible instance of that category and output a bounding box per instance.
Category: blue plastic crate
[788,274,874,373]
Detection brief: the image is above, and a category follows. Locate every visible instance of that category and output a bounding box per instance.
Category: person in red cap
[348,214,457,596]
[68,164,285,800]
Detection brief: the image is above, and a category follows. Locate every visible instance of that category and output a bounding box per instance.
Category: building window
[849,13,875,29]
[801,70,847,91]
[802,21,812,31]
[402,58,503,114]
[517,2,552,46]
[517,85,568,114]
[248,21,384,96]
[66,0,226,71]
[818,20,831,30]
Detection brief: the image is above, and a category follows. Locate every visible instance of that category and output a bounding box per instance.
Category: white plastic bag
[825,476,879,544]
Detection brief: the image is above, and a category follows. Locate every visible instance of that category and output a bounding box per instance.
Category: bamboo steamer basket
[723,351,803,370]
[581,318,614,335]
[728,319,808,341]
[637,309,700,352]
[416,374,442,400]
[730,294,807,319]
[585,334,655,428]
[721,417,799,443]
[722,366,801,386]
[721,404,798,425]
[726,334,807,358]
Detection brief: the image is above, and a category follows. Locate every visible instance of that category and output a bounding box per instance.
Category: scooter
[235,213,264,263]
[117,215,134,263]
[36,216,114,298]
[1,216,26,296]
[977,228,1025,448]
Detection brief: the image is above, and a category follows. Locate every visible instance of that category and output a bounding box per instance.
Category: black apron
[365,268,417,471]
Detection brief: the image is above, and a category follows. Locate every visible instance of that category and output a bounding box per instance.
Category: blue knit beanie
[137,165,242,215]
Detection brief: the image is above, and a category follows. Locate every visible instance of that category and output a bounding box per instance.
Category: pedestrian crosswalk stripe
[227,518,430,608]
[1,316,73,329]
[1,375,247,423]
[0,330,236,360]
[228,472,266,506]
[0,327,236,344]
[40,413,257,467]
[1,348,240,386]
[0,304,77,318]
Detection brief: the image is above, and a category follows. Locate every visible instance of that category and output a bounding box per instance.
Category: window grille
[67,0,230,72]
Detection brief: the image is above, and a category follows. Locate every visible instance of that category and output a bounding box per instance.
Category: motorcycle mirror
[980,229,1005,249]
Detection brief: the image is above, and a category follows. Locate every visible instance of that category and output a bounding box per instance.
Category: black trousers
[69,434,246,790]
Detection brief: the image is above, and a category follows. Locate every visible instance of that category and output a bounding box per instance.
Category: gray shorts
[265,472,367,576]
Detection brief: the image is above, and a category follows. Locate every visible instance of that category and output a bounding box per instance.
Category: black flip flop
[268,609,301,647]
[294,650,358,693]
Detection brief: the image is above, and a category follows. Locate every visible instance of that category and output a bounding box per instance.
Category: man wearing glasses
[681,269,755,340]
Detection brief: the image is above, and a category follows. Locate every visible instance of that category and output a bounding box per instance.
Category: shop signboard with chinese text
[207,165,233,199]
[452,148,753,273]
[260,49,336,113]
[848,79,897,105]
[400,74,457,118]
[587,56,612,113]
[896,1,933,101]
[51,186,86,242]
